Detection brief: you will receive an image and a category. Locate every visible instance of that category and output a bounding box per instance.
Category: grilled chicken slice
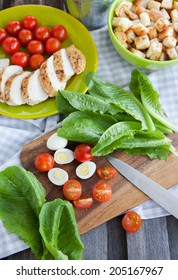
[0,58,10,71]
[0,65,23,103]
[39,55,67,97]
[4,71,31,106]
[21,69,48,106]
[65,45,86,74]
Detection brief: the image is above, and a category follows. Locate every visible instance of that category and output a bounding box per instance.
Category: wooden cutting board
[20,131,178,234]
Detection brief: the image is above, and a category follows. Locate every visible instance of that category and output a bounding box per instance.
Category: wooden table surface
[1,0,178,261]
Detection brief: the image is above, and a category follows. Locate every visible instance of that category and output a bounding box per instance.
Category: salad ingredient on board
[97,166,117,180]
[34,153,54,172]
[122,211,142,233]
[54,148,74,164]
[46,132,68,151]
[112,0,178,61]
[0,44,86,106]
[48,167,69,186]
[76,161,96,179]
[0,166,84,260]
[63,179,82,201]
[57,69,178,160]
[73,195,93,209]
[74,143,94,162]
[92,181,112,203]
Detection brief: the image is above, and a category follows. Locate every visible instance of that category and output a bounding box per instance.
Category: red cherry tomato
[74,144,94,163]
[122,211,142,233]
[34,26,51,42]
[97,166,117,180]
[11,52,29,68]
[0,28,8,45]
[34,153,54,172]
[92,182,112,202]
[21,15,38,31]
[51,25,68,42]
[73,195,93,209]
[45,37,61,55]
[2,37,20,54]
[18,29,33,46]
[29,54,45,70]
[27,40,44,55]
[5,20,22,36]
[63,179,82,201]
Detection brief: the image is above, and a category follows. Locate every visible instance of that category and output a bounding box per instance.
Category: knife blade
[106,155,178,219]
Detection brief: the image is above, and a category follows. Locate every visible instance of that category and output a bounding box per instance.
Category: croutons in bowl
[108,0,178,70]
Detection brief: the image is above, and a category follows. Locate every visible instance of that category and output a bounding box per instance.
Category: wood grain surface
[20,130,178,234]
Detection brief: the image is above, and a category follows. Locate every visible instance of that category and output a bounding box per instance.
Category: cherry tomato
[97,166,117,180]
[92,182,112,202]
[21,15,38,31]
[0,28,8,45]
[74,144,94,163]
[45,37,61,55]
[5,20,22,36]
[34,153,54,172]
[73,195,93,209]
[18,29,33,46]
[2,37,20,54]
[122,211,142,233]
[51,25,67,42]
[63,179,82,201]
[27,40,44,55]
[11,52,29,68]
[34,26,51,42]
[29,54,45,70]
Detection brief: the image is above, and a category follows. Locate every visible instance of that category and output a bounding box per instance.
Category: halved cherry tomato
[74,144,94,163]
[0,28,8,44]
[5,20,22,36]
[11,52,29,68]
[21,15,38,31]
[63,179,82,201]
[34,26,51,42]
[34,153,54,172]
[2,37,20,54]
[18,29,33,46]
[97,166,117,180]
[45,37,61,55]
[29,54,45,70]
[73,195,93,209]
[122,211,142,233]
[27,40,44,55]
[51,25,67,42]
[92,182,112,202]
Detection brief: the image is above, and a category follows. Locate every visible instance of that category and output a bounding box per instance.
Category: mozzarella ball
[76,161,96,179]
[54,148,74,164]
[47,132,68,151]
[48,168,69,186]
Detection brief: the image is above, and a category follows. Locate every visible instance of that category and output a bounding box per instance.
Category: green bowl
[108,0,178,70]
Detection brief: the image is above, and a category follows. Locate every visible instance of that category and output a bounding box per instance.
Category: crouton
[165,47,177,59]
[148,1,161,10]
[125,9,139,20]
[149,9,164,22]
[115,1,133,17]
[132,22,149,35]
[170,9,178,22]
[161,0,173,10]
[146,39,162,60]
[126,29,136,43]
[158,25,176,40]
[173,21,178,32]
[148,26,158,39]
[112,17,132,32]
[140,12,151,26]
[162,36,177,48]
[134,34,150,49]
[159,51,169,60]
[134,5,146,16]
[130,47,146,57]
[173,1,178,10]
[114,29,128,48]
[155,18,170,32]
[134,0,150,8]
[161,9,170,20]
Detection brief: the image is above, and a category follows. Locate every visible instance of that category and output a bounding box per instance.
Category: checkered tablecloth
[0,26,178,259]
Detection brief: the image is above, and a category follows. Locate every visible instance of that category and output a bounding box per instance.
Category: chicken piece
[146,39,163,60]
[21,69,48,105]
[134,34,150,50]
[0,65,23,103]
[0,58,10,71]
[65,45,86,75]
[4,71,31,106]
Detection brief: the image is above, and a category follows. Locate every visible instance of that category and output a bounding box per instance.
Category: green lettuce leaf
[0,166,46,259]
[130,69,178,132]
[92,121,142,156]
[57,111,117,145]
[39,199,84,260]
[85,72,155,131]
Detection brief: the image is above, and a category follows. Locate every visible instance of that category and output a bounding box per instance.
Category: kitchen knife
[106,155,178,219]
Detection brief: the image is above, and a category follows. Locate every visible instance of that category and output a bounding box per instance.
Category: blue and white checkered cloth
[0,26,178,259]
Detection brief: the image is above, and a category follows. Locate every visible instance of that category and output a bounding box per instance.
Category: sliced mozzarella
[54,148,74,164]
[39,55,66,97]
[5,71,31,106]
[76,161,96,179]
[0,58,10,71]
[48,167,69,186]
[21,69,48,106]
[0,65,23,103]
[47,132,68,151]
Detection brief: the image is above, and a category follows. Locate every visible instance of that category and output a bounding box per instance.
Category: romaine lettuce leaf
[39,199,84,260]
